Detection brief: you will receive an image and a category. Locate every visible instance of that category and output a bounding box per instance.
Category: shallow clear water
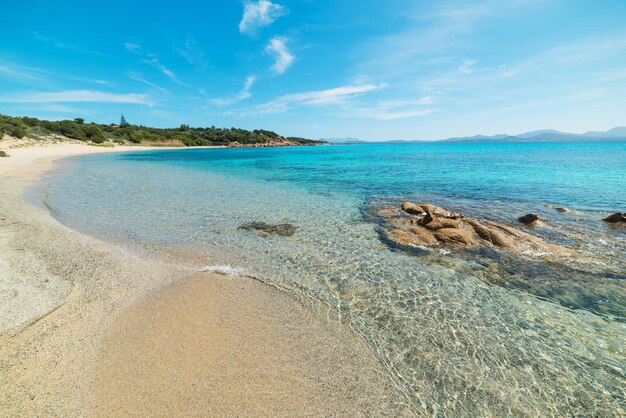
[44,142,625,416]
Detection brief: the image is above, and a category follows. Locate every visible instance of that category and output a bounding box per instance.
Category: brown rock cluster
[377,202,573,257]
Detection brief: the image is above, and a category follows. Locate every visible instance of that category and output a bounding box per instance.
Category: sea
[41,141,625,416]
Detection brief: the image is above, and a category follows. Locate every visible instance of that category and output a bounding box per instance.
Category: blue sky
[2,0,626,140]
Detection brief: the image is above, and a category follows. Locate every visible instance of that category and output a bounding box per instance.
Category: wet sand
[0,143,409,415]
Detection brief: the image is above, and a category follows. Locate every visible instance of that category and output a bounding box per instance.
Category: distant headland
[0,114,325,148]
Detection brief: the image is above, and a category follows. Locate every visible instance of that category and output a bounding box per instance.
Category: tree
[120,114,129,127]
[74,118,85,124]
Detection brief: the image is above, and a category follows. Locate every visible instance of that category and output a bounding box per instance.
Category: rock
[433,227,477,247]
[554,207,570,213]
[602,213,625,223]
[420,212,434,226]
[381,228,438,248]
[518,213,539,225]
[0,151,9,157]
[465,219,511,248]
[406,227,439,245]
[239,221,297,237]
[422,217,461,231]
[401,202,425,215]
[418,204,440,214]
[374,201,573,257]
[377,208,400,218]
[418,204,451,218]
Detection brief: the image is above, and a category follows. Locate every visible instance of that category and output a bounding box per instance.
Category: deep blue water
[44,142,626,416]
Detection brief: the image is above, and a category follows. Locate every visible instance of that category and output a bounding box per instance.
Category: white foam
[201,264,245,276]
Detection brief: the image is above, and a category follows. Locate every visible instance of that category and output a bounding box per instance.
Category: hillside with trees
[0,114,324,147]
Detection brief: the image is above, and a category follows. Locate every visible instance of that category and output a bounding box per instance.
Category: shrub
[9,125,27,139]
[82,125,105,143]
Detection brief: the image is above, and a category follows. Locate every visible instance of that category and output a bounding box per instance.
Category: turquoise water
[45,142,625,416]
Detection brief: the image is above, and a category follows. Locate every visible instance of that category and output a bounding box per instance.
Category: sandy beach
[0,143,410,416]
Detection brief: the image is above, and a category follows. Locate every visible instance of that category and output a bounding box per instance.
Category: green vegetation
[0,114,323,147]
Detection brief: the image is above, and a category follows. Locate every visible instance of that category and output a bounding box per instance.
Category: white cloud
[124,42,142,52]
[265,37,294,74]
[347,97,435,120]
[126,72,169,93]
[457,59,476,74]
[210,76,256,105]
[0,90,154,105]
[0,63,45,82]
[0,60,111,86]
[174,37,206,66]
[252,83,386,113]
[239,0,287,35]
[32,31,106,56]
[142,58,187,87]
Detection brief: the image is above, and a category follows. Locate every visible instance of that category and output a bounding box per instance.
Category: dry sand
[0,142,411,416]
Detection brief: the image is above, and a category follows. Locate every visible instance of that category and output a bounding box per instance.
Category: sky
[2,0,626,141]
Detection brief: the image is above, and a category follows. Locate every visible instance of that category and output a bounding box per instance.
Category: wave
[200,264,245,276]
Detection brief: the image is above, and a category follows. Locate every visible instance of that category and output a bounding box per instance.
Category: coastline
[0,143,409,415]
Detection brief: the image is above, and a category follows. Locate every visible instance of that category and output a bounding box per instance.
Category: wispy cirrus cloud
[239,0,287,35]
[124,42,142,53]
[142,58,188,87]
[0,59,111,86]
[32,31,106,56]
[265,37,294,74]
[126,71,169,93]
[0,62,46,82]
[0,90,154,105]
[210,76,256,105]
[124,42,189,87]
[343,97,435,120]
[250,83,386,114]
[174,37,207,66]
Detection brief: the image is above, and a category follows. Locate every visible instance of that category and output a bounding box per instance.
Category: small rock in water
[602,212,625,223]
[554,207,571,213]
[239,221,297,237]
[518,213,540,225]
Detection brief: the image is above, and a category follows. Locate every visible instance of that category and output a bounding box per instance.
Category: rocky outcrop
[377,202,573,256]
[602,212,625,223]
[239,221,297,237]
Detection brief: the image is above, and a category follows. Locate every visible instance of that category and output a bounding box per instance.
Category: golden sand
[0,142,410,416]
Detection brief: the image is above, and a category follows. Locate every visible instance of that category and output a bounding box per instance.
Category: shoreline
[0,143,409,415]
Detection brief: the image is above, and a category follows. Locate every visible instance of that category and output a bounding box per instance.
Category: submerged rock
[375,202,573,257]
[602,212,625,223]
[518,213,540,225]
[554,207,571,213]
[239,221,297,237]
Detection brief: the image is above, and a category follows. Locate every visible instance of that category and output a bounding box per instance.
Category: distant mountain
[443,127,626,143]
[581,126,626,138]
[322,137,368,144]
